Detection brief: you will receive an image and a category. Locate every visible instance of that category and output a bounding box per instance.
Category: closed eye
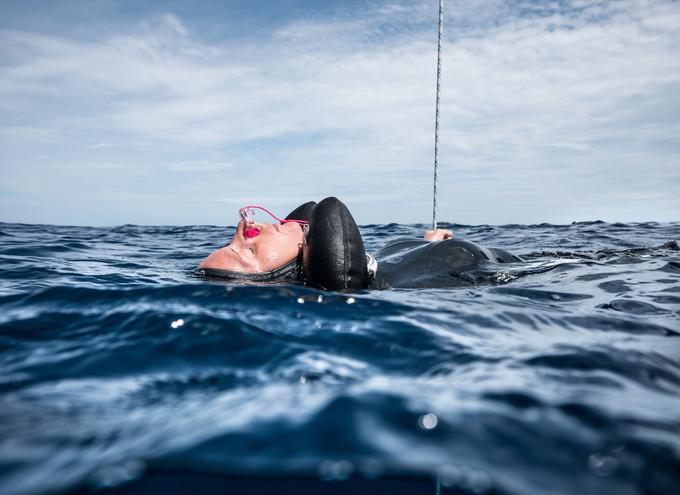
[229,245,256,262]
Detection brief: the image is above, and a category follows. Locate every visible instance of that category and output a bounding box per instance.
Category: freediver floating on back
[194,4,526,289]
[194,197,523,290]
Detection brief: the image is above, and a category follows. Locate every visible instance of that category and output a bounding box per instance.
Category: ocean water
[1,221,679,495]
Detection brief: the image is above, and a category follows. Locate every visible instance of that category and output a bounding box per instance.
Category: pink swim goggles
[238,205,309,239]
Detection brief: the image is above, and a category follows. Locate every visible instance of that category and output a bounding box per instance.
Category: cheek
[283,224,305,245]
[268,241,299,262]
[259,235,301,264]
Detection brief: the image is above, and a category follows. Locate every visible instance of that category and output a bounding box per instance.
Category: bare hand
[424,228,453,241]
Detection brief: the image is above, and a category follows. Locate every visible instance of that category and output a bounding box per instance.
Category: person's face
[223,219,304,273]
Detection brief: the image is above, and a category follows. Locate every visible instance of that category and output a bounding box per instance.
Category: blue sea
[1,221,679,495]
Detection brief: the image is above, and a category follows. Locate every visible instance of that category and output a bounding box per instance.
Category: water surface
[1,221,679,495]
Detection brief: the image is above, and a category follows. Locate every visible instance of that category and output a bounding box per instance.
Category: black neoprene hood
[303,197,369,290]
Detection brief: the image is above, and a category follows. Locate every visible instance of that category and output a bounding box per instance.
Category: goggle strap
[239,205,309,225]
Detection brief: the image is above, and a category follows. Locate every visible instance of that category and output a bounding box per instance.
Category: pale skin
[198,219,305,273]
[199,221,454,272]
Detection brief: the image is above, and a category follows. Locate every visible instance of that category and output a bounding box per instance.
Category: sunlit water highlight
[1,221,679,495]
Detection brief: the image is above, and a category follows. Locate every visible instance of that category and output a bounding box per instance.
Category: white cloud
[168,160,234,173]
[0,0,679,225]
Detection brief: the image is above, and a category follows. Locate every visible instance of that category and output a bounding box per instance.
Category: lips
[244,227,261,239]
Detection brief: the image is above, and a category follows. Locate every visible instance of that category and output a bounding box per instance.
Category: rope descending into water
[432,0,444,231]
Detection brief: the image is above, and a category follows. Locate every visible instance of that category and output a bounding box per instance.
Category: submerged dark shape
[370,238,522,289]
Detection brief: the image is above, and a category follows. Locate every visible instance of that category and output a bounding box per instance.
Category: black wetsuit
[195,198,522,290]
[369,239,522,289]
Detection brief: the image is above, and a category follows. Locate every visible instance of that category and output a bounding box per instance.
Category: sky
[1,0,679,226]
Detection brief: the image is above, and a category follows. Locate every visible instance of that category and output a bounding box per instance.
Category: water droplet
[317,295,323,303]
[465,468,493,493]
[297,297,305,304]
[90,459,145,488]
[360,459,385,480]
[588,453,618,476]
[418,412,438,430]
[551,294,561,300]
[436,465,462,487]
[170,318,184,329]
[346,297,356,304]
[318,460,353,481]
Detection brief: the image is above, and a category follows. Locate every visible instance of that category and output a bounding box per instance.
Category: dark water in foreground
[1,221,679,495]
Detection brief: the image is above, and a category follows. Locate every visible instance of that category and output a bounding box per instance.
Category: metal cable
[432,0,444,231]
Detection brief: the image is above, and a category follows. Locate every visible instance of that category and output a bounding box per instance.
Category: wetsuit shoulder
[488,248,523,263]
[371,238,520,289]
